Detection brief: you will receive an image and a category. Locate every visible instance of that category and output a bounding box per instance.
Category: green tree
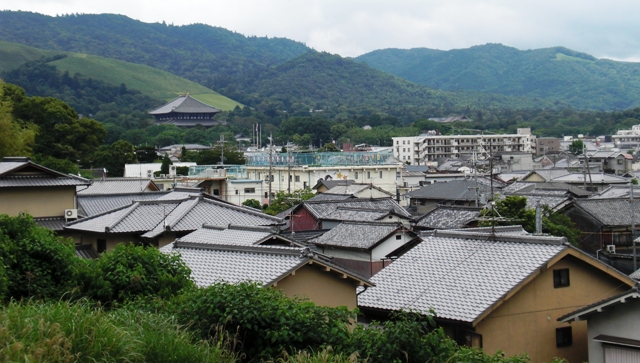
[160,152,173,174]
[0,82,36,158]
[318,142,340,152]
[135,145,158,163]
[11,94,105,163]
[480,195,581,245]
[33,155,79,175]
[0,213,79,300]
[172,282,353,360]
[568,139,585,155]
[78,244,194,304]
[264,189,315,215]
[93,140,137,177]
[242,199,262,210]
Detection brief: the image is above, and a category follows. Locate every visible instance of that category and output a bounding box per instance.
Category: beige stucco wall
[523,173,546,182]
[76,232,141,252]
[274,263,359,309]
[0,186,75,217]
[476,254,630,363]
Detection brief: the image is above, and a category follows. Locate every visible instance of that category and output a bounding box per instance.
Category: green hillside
[0,40,61,71]
[356,44,640,110]
[247,51,562,122]
[0,40,241,110]
[0,11,309,96]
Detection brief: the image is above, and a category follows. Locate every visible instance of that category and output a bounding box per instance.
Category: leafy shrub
[77,243,194,304]
[0,300,237,363]
[0,213,79,300]
[172,282,354,360]
[242,198,262,210]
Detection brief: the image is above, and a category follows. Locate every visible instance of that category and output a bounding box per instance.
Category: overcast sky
[2,0,640,62]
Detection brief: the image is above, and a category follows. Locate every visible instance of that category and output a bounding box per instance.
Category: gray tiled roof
[502,181,591,197]
[574,198,640,226]
[143,198,282,238]
[162,244,305,287]
[0,161,89,187]
[324,207,410,222]
[149,95,221,115]
[0,175,89,187]
[313,179,355,190]
[304,198,411,220]
[161,244,373,288]
[415,206,481,229]
[503,193,570,210]
[528,169,572,181]
[551,173,629,184]
[358,234,567,323]
[175,225,291,247]
[68,196,281,236]
[406,179,498,201]
[590,185,640,199]
[77,179,159,195]
[306,193,355,202]
[34,217,67,231]
[559,287,640,322]
[75,244,100,259]
[630,268,640,280]
[77,192,169,216]
[309,221,403,249]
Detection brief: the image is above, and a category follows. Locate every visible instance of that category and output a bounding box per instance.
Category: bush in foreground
[0,300,237,363]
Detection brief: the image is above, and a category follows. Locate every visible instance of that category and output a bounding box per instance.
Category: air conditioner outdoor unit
[606,245,616,253]
[169,165,177,176]
[64,209,78,220]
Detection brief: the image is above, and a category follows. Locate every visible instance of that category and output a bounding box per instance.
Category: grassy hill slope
[356,44,640,110]
[0,41,241,110]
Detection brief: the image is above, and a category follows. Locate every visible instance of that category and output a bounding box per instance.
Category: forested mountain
[0,11,569,116]
[355,44,640,110]
[243,51,563,122]
[0,11,309,93]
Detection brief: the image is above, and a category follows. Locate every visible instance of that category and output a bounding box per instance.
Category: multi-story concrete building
[612,124,640,149]
[532,137,561,156]
[393,128,533,165]
[187,151,402,206]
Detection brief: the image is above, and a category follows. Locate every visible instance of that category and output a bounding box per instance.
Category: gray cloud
[2,0,640,61]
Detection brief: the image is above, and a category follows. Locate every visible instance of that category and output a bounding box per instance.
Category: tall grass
[0,300,238,363]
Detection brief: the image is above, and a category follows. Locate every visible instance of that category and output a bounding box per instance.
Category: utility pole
[218,134,226,165]
[268,133,273,205]
[287,143,292,193]
[632,184,637,271]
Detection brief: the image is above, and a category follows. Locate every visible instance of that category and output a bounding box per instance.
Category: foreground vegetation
[0,213,555,362]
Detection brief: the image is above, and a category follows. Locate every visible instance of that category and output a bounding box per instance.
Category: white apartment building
[612,124,640,148]
[393,128,533,165]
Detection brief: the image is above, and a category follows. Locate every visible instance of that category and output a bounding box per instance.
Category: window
[97,239,106,253]
[264,192,268,198]
[213,189,219,196]
[355,172,359,179]
[235,190,239,195]
[556,327,572,347]
[395,234,402,240]
[295,175,300,182]
[367,171,371,179]
[379,171,383,178]
[244,188,255,193]
[553,269,570,288]
[618,159,623,165]
[303,181,308,189]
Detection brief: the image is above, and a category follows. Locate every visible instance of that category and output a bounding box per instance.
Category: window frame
[553,268,570,288]
[556,327,572,348]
